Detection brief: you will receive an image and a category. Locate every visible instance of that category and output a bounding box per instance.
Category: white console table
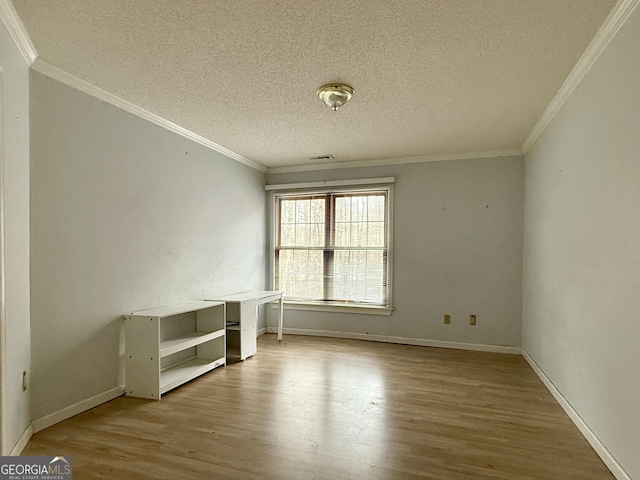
[207,291,283,361]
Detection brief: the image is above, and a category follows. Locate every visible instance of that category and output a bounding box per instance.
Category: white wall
[29,71,266,420]
[0,20,31,454]
[523,5,640,479]
[267,156,524,348]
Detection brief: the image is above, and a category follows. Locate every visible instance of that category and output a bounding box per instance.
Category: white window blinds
[274,186,391,306]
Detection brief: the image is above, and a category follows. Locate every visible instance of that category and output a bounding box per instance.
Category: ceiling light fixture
[317,83,354,111]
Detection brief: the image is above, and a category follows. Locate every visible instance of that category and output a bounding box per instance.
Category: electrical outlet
[22,371,27,391]
[470,315,476,326]
[444,314,451,324]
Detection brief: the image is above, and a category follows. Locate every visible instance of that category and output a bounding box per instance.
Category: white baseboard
[31,385,125,434]
[257,327,267,337]
[522,350,630,480]
[9,424,33,456]
[266,327,521,355]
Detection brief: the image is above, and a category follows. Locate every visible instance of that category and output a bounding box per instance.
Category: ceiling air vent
[310,155,334,161]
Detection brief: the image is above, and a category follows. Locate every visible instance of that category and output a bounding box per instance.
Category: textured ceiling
[12,0,616,169]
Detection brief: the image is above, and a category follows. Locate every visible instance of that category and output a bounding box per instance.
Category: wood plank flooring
[23,334,615,479]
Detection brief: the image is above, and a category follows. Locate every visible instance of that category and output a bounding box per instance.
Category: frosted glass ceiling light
[317,83,354,111]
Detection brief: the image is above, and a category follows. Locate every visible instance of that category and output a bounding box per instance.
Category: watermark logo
[0,456,72,480]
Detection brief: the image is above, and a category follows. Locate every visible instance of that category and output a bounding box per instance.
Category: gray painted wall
[523,6,640,479]
[267,156,524,348]
[0,21,31,454]
[30,71,266,420]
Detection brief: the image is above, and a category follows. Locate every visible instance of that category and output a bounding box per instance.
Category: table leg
[278,295,283,341]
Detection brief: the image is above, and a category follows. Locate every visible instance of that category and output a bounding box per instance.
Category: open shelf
[160,356,225,394]
[160,329,224,357]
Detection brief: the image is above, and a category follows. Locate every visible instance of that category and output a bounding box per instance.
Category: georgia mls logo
[49,457,71,473]
[0,455,72,480]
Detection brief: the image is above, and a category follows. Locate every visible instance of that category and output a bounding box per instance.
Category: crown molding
[0,0,37,65]
[522,0,640,153]
[266,149,523,175]
[31,59,267,173]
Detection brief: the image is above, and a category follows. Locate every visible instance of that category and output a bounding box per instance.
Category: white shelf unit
[124,301,226,399]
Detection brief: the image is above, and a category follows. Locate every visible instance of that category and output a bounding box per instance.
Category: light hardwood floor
[23,335,614,479]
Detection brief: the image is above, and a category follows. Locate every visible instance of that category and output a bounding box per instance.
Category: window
[272,185,392,309]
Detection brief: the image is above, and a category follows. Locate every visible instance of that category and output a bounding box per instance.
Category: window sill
[272,301,393,316]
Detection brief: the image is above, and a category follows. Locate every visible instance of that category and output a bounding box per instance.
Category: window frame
[267,180,394,315]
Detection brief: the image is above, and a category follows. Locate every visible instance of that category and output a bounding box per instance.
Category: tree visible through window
[274,187,391,306]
